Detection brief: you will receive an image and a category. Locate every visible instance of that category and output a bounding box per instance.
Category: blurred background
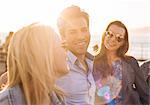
[0,0,150,63]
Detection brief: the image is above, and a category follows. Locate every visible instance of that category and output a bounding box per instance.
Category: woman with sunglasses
[93,21,149,105]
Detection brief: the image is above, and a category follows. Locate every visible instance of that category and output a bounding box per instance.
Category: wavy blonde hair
[6,23,67,105]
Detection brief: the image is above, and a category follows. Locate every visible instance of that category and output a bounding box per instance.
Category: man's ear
[60,38,68,51]
[59,33,67,49]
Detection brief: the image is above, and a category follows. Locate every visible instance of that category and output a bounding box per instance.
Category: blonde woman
[0,23,68,105]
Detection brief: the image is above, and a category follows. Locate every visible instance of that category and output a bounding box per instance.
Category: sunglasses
[105,31,124,42]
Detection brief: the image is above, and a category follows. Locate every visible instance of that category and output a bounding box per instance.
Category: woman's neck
[106,51,121,64]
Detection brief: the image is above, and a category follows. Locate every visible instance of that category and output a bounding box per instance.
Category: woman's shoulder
[0,85,25,105]
[0,87,9,100]
[124,55,137,61]
[0,87,14,105]
[123,55,139,66]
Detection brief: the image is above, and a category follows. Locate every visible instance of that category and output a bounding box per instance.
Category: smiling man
[56,6,96,105]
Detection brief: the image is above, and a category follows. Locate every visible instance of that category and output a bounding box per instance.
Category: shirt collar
[67,51,78,64]
[67,51,94,64]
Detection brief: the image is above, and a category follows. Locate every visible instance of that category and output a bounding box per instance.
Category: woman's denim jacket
[0,85,26,105]
[0,85,65,105]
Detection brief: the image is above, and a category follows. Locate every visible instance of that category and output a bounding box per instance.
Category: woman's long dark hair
[94,21,129,78]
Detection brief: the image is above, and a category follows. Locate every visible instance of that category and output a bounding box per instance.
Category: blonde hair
[6,23,66,105]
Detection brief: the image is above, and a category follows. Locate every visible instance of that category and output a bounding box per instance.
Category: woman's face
[104,24,125,52]
[54,35,69,78]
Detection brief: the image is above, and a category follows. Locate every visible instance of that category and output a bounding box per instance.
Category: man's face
[63,17,90,56]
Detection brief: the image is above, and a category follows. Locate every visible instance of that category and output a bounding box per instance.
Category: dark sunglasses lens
[110,33,114,38]
[106,31,113,37]
[117,37,123,42]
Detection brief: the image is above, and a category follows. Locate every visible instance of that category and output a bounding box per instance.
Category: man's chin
[76,50,87,55]
[70,48,87,56]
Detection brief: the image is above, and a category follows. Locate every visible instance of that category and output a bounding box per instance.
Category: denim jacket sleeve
[0,85,26,105]
[0,89,12,105]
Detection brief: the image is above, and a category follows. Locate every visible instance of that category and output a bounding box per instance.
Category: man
[56,6,96,105]
[140,60,150,105]
[140,60,150,87]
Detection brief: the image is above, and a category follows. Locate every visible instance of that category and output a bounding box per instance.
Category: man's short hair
[57,5,89,36]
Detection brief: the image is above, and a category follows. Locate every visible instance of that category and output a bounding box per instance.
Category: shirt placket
[76,60,91,104]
